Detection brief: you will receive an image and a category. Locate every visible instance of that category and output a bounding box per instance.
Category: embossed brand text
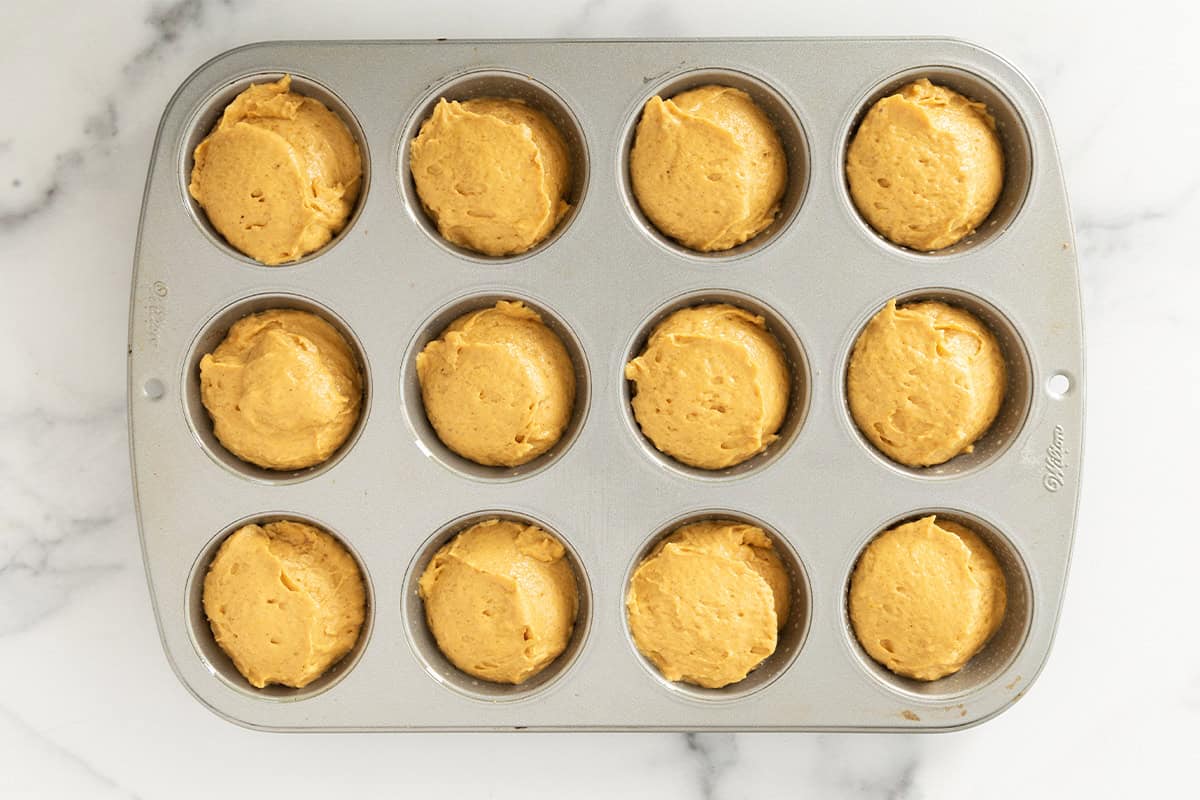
[1042,424,1067,492]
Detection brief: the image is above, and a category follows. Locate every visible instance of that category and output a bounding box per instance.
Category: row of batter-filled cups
[182,64,1030,267]
[190,505,1031,703]
[184,285,1034,485]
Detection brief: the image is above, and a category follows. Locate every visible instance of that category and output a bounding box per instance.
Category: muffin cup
[396,69,589,264]
[401,510,593,702]
[837,65,1033,258]
[840,508,1033,702]
[185,512,375,701]
[617,67,810,262]
[621,289,810,480]
[621,509,812,703]
[400,290,591,482]
[838,286,1033,479]
[179,71,371,267]
[181,292,372,484]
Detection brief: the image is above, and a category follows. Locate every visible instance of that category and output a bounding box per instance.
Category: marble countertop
[2,1,1195,796]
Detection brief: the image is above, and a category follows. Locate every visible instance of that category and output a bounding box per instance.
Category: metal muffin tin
[128,38,1084,731]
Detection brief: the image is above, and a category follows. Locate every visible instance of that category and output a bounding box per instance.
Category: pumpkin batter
[849,515,1007,681]
[418,519,579,685]
[416,301,575,468]
[626,520,791,689]
[203,520,366,689]
[847,299,1006,467]
[846,79,1004,251]
[189,76,363,265]
[409,97,573,256]
[629,85,787,252]
[625,304,790,470]
[199,309,363,471]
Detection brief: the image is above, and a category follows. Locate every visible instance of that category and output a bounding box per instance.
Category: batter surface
[203,520,367,689]
[410,97,572,256]
[416,300,575,468]
[627,520,791,689]
[189,76,363,265]
[630,85,787,252]
[849,515,1007,681]
[847,299,1006,467]
[418,519,579,685]
[846,78,1004,251]
[199,309,363,471]
[625,304,790,470]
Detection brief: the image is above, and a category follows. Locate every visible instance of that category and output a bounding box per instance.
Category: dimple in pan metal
[128,38,1084,731]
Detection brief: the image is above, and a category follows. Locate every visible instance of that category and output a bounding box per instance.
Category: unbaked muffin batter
[418,519,579,685]
[203,520,367,689]
[630,85,787,252]
[626,520,791,689]
[199,309,363,471]
[416,300,575,468]
[847,299,1006,467]
[846,78,1004,251]
[849,515,1007,681]
[189,76,363,265]
[410,97,572,256]
[625,304,790,470]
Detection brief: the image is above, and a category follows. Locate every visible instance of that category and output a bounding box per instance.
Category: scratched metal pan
[127,38,1083,732]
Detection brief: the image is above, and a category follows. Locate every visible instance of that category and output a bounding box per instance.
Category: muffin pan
[128,38,1083,731]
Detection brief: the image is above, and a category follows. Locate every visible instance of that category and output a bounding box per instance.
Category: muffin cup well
[401,510,593,702]
[396,69,589,264]
[181,293,371,484]
[617,67,810,262]
[841,508,1033,702]
[400,291,591,482]
[622,509,811,703]
[620,289,810,480]
[179,71,371,267]
[838,65,1033,258]
[184,512,375,701]
[839,287,1033,479]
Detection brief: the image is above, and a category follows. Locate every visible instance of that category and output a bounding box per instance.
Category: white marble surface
[2,0,1197,796]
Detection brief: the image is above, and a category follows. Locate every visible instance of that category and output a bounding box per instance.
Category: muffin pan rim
[177,69,373,269]
[131,37,1083,731]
